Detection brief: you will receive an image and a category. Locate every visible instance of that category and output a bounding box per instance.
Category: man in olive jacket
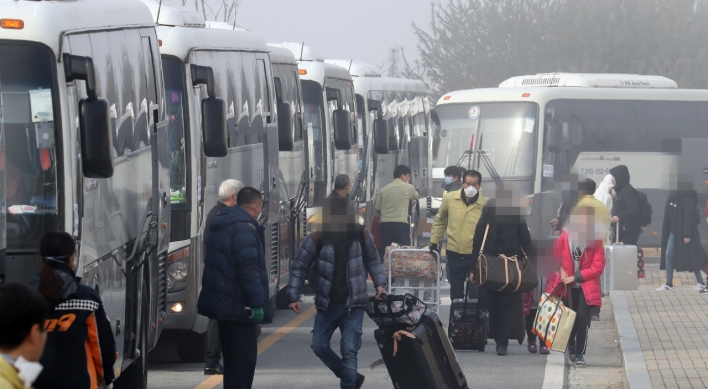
[430,170,487,300]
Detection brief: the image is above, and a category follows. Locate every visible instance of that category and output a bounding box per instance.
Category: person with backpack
[29,231,116,389]
[656,176,708,292]
[609,165,645,245]
[287,196,387,389]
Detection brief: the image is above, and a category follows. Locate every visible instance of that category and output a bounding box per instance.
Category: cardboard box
[417,216,432,237]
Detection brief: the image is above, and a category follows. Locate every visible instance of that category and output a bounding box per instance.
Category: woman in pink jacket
[546,205,606,367]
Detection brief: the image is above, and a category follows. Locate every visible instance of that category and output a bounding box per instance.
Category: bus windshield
[0,43,61,249]
[434,102,538,179]
[162,57,188,208]
[301,80,326,183]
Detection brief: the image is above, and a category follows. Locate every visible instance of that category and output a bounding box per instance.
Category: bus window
[291,68,304,141]
[302,80,325,183]
[0,43,61,249]
[161,57,189,209]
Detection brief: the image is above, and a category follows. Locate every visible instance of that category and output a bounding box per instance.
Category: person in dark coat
[203,179,243,375]
[657,177,708,292]
[609,165,641,245]
[471,189,533,356]
[197,187,270,389]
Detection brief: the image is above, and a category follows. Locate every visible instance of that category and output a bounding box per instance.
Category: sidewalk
[616,264,708,389]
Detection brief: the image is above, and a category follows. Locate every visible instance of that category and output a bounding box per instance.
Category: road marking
[541,348,566,389]
[194,306,318,389]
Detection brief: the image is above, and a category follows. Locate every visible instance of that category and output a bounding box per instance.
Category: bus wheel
[115,276,149,389]
[275,286,290,310]
[177,331,206,363]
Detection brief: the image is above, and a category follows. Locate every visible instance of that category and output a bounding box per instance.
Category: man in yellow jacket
[0,283,48,389]
[430,170,487,300]
[375,165,420,256]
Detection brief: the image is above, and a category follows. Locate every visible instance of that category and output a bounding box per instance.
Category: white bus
[145,2,285,361]
[271,43,358,215]
[435,73,708,249]
[326,59,434,244]
[0,0,171,387]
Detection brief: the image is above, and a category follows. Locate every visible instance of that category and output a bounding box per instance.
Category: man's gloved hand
[429,243,438,255]
[250,307,264,323]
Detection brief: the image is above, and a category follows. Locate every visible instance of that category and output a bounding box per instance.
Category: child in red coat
[546,205,606,367]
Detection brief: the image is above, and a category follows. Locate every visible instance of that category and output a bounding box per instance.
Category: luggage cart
[386,248,442,313]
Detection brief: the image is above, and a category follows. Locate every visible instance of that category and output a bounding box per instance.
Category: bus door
[0,76,5,282]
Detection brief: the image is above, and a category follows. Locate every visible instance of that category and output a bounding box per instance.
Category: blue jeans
[311,303,364,389]
[666,232,705,286]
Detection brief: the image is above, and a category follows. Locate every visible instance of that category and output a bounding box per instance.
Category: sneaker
[700,285,708,294]
[204,363,224,375]
[590,315,600,321]
[355,373,365,389]
[575,354,586,367]
[440,282,451,290]
[496,344,508,355]
[539,345,550,355]
[655,284,673,291]
[527,339,538,353]
[568,345,576,362]
[694,283,705,291]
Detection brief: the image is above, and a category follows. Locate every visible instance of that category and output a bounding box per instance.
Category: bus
[434,73,708,249]
[270,43,358,217]
[147,2,284,361]
[326,60,434,245]
[0,0,170,387]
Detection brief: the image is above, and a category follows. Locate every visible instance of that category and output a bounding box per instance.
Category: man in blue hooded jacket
[197,187,270,389]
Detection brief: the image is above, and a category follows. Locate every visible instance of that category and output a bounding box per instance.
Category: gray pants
[205,319,222,366]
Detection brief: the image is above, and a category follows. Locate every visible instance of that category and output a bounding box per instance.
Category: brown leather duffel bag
[475,224,538,293]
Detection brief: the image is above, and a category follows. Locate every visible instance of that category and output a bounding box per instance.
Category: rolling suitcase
[604,226,638,291]
[448,281,488,351]
[374,312,468,389]
[487,291,526,344]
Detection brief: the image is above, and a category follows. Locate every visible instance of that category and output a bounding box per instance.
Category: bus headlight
[167,258,189,292]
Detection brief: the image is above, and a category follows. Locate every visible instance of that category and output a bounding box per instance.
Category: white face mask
[464,186,478,198]
[14,356,43,389]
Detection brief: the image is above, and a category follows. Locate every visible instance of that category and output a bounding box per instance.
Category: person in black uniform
[30,231,116,389]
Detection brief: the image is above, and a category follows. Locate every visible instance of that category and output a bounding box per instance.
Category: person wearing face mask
[374,165,420,256]
[430,170,487,300]
[197,187,271,389]
[0,282,49,389]
[29,231,116,389]
[442,166,464,194]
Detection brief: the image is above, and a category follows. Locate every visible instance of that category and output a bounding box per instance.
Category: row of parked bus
[0,0,437,386]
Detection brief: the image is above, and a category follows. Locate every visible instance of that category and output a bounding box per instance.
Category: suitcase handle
[462,280,481,317]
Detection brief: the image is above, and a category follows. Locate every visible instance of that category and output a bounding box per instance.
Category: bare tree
[163,0,241,25]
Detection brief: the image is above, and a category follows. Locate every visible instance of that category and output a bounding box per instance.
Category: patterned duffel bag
[365,293,427,329]
[383,244,438,280]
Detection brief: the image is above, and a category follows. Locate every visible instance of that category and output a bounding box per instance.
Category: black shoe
[496,344,507,355]
[575,354,586,367]
[204,363,224,375]
[355,373,365,389]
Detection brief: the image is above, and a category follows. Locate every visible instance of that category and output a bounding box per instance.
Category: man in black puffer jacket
[287,197,386,389]
[197,187,270,389]
[609,165,641,245]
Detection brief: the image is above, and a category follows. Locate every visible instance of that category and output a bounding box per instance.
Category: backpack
[637,191,652,227]
[307,229,369,289]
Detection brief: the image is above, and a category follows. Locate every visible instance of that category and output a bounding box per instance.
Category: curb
[610,290,652,389]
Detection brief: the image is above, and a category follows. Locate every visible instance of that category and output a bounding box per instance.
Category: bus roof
[271,42,324,62]
[437,85,708,107]
[499,73,678,89]
[267,45,298,66]
[351,76,428,97]
[325,59,382,78]
[270,43,351,85]
[0,0,155,56]
[151,3,269,60]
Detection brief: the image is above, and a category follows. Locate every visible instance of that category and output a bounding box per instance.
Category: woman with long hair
[29,231,116,389]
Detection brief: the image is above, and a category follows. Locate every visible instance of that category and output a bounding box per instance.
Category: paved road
[147,286,553,389]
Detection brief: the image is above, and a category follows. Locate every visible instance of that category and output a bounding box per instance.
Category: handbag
[383,244,438,280]
[475,224,539,293]
[365,293,427,329]
[532,283,576,352]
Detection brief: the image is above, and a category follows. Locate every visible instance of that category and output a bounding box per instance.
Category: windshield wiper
[455,149,503,188]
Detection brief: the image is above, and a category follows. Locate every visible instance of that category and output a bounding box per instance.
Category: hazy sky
[236,0,436,70]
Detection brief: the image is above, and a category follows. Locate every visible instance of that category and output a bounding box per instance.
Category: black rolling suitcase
[487,291,526,344]
[374,312,468,389]
[449,281,488,351]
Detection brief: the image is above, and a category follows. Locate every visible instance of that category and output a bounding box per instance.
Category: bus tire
[115,275,149,389]
[176,331,206,363]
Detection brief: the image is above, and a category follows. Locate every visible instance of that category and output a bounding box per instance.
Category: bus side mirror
[192,64,227,157]
[79,97,114,178]
[64,54,114,178]
[274,77,294,151]
[373,118,388,154]
[333,109,352,150]
[547,122,563,153]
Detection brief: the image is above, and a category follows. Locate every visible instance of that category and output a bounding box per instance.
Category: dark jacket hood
[610,165,630,190]
[673,189,698,202]
[210,205,260,232]
[29,263,79,301]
